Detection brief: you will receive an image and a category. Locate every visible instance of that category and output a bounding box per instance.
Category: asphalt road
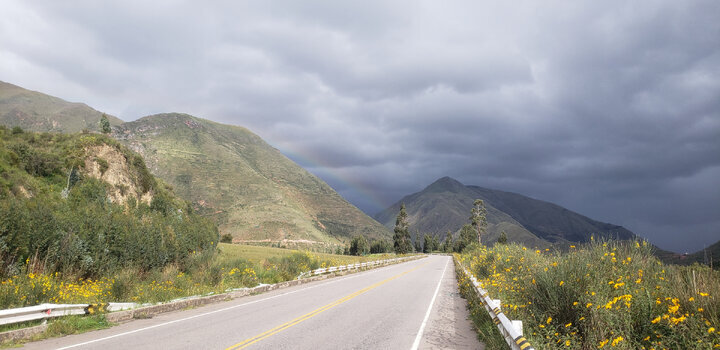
[24,255,483,349]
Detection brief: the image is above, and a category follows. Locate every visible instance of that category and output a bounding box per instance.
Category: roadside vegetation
[457,239,720,349]
[0,244,385,310]
[0,128,387,312]
[0,127,217,278]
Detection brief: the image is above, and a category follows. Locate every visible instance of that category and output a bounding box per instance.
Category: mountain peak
[424,176,466,193]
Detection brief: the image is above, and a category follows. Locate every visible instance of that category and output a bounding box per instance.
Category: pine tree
[393,204,413,254]
[470,199,488,245]
[441,231,453,253]
[423,233,435,253]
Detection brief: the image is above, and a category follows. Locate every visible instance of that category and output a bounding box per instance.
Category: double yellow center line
[225,261,428,350]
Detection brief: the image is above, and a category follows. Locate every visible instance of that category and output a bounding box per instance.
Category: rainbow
[281,148,388,211]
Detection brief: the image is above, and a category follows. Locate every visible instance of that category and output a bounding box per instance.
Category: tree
[455,224,476,252]
[470,199,488,245]
[370,240,391,254]
[423,233,435,253]
[100,114,111,134]
[393,204,413,254]
[349,235,369,256]
[441,231,453,253]
[497,231,508,244]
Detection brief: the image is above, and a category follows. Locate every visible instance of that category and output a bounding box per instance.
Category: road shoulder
[419,256,485,350]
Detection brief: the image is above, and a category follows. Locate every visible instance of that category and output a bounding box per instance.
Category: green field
[217,243,391,266]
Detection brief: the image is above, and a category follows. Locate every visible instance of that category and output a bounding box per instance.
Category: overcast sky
[2,1,719,253]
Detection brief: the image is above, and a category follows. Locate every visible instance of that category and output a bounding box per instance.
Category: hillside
[0,80,123,133]
[0,81,391,251]
[656,239,720,267]
[114,113,390,249]
[375,176,636,248]
[0,127,217,276]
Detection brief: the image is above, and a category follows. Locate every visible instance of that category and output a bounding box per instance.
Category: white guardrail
[0,302,137,326]
[458,263,535,350]
[296,256,416,279]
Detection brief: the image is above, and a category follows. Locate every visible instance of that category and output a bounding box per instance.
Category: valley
[0,80,717,349]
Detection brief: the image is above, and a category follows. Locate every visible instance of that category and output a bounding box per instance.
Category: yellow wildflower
[611,336,624,346]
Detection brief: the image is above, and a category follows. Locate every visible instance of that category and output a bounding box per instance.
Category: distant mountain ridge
[0,80,391,250]
[375,176,637,248]
[656,239,720,268]
[0,81,123,133]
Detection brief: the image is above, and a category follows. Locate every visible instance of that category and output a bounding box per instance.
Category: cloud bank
[1,0,718,252]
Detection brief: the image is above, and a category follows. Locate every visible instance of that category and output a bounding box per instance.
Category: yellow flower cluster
[1,273,113,307]
[457,240,720,349]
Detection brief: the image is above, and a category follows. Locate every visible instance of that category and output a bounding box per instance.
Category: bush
[0,132,219,281]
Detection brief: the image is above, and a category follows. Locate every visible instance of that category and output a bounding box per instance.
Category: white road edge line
[55,259,422,350]
[410,256,449,350]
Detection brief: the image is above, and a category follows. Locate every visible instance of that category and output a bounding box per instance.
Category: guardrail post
[512,320,523,336]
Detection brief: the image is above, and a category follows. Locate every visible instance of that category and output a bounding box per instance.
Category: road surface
[24,255,483,349]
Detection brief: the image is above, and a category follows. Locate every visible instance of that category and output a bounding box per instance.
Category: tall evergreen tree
[423,234,438,253]
[470,199,488,245]
[393,204,413,254]
[441,231,453,253]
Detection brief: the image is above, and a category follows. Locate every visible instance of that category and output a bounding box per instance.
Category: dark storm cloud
[1,0,718,252]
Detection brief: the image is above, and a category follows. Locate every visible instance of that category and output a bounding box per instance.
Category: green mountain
[0,81,391,251]
[113,113,390,249]
[0,81,123,133]
[375,176,636,248]
[0,127,217,276]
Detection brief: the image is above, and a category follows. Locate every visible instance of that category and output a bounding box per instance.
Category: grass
[454,259,508,348]
[0,245,394,309]
[457,239,720,349]
[0,315,110,348]
[217,244,394,284]
[217,243,382,266]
